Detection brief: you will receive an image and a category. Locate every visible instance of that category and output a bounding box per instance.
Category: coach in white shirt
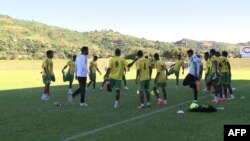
[71,46,89,106]
[183,49,201,102]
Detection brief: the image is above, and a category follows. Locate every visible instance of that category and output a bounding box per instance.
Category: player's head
[210,49,216,56]
[204,52,209,61]
[215,51,221,57]
[81,46,89,55]
[46,50,54,58]
[93,55,98,61]
[137,50,143,58]
[154,53,159,60]
[187,49,193,57]
[72,55,77,61]
[178,54,182,59]
[145,55,149,59]
[115,48,121,56]
[222,51,228,57]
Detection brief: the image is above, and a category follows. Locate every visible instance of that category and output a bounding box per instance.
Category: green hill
[0,14,244,60]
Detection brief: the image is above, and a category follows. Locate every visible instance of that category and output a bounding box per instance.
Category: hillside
[0,14,244,60]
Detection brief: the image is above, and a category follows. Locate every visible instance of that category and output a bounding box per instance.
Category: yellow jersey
[155,60,167,83]
[67,60,75,75]
[89,60,97,74]
[109,56,127,80]
[219,56,229,73]
[210,55,219,73]
[173,59,184,72]
[42,58,53,75]
[205,59,211,74]
[136,58,151,81]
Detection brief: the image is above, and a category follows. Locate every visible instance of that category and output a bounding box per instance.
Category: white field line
[61,83,250,141]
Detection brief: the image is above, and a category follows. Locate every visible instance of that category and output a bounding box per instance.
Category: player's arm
[104,68,110,80]
[227,62,231,77]
[62,65,68,73]
[96,66,102,75]
[136,69,140,84]
[123,67,126,74]
[149,65,152,81]
[182,62,185,74]
[154,72,160,85]
[127,57,138,69]
[214,61,219,75]
[89,63,93,74]
[170,63,175,67]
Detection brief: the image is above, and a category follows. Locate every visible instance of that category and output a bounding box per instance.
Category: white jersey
[75,54,89,77]
[188,54,201,77]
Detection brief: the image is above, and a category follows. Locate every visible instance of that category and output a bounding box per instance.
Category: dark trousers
[72,77,87,103]
[183,74,198,100]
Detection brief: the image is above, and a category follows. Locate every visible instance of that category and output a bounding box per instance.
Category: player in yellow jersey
[136,50,152,108]
[203,52,212,93]
[104,49,128,108]
[170,54,184,88]
[216,51,224,101]
[207,49,220,102]
[86,56,102,92]
[219,52,230,100]
[222,51,235,100]
[153,53,168,105]
[41,50,55,100]
[62,55,77,94]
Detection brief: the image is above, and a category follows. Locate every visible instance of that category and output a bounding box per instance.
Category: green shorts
[64,73,74,82]
[110,79,121,90]
[43,74,55,84]
[89,73,96,81]
[220,72,229,84]
[139,80,150,91]
[157,82,167,89]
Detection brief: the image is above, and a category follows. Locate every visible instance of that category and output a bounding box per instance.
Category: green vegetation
[0,14,246,60]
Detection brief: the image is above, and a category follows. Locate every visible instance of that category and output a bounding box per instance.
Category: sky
[0,0,250,43]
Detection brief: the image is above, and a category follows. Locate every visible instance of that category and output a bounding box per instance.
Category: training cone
[177,110,185,114]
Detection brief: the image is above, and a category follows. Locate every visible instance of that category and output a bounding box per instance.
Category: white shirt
[188,54,201,77]
[75,54,88,77]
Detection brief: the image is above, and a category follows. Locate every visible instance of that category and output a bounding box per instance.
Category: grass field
[0,59,250,141]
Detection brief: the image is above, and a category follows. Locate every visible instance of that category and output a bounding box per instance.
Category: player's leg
[145,80,151,107]
[114,80,121,108]
[138,81,145,108]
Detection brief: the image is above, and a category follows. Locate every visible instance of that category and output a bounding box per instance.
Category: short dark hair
[137,50,143,57]
[154,53,159,59]
[216,51,221,56]
[46,50,53,56]
[115,48,121,56]
[94,55,98,59]
[222,51,228,57]
[81,46,88,53]
[210,49,216,55]
[72,55,77,61]
[204,52,209,57]
[187,49,193,54]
